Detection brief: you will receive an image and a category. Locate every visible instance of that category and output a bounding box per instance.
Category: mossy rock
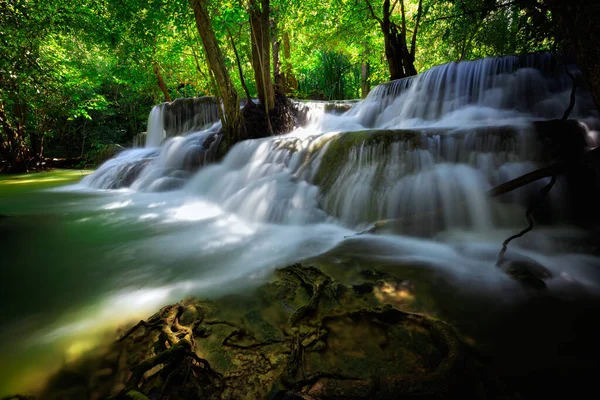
[37,264,491,400]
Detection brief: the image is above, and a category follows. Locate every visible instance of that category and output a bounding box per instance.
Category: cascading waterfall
[31,54,600,370]
[80,53,598,232]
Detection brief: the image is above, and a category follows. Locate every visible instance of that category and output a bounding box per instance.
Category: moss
[38,264,486,400]
[123,391,150,400]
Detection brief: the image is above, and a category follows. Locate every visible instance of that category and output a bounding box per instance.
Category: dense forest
[2,0,597,172]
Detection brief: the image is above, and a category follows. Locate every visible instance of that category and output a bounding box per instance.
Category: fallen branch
[496,174,557,266]
[487,163,559,198]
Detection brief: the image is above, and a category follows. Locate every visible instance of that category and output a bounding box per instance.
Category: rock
[500,259,553,289]
[38,264,490,400]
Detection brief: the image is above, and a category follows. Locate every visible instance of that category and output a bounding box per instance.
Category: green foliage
[297,51,360,100]
[0,0,562,171]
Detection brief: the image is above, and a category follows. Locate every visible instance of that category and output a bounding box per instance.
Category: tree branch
[421,0,520,24]
[410,0,423,56]
[364,0,383,25]
[400,0,406,39]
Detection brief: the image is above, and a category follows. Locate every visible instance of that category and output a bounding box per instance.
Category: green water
[0,170,351,394]
[2,170,600,399]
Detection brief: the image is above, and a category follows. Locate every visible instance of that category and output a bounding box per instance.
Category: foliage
[0,0,564,171]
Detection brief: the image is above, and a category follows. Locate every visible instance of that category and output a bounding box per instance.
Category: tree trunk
[0,94,29,171]
[152,62,172,103]
[271,19,284,92]
[382,1,406,81]
[249,0,275,111]
[361,62,370,99]
[366,0,418,81]
[282,32,297,94]
[547,0,600,111]
[190,0,242,144]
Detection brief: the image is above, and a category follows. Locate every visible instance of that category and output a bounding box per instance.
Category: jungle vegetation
[0,0,598,171]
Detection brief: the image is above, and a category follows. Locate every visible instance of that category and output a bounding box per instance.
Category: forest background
[0,0,591,171]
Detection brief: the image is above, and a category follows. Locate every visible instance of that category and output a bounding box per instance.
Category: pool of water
[2,170,600,398]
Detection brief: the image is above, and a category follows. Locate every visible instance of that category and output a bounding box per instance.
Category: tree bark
[365,0,419,81]
[152,62,172,103]
[282,32,297,94]
[361,62,370,99]
[546,0,600,111]
[190,0,242,144]
[271,19,284,92]
[249,0,275,111]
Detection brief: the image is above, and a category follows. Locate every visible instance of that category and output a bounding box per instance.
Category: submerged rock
[37,264,498,400]
[500,259,553,289]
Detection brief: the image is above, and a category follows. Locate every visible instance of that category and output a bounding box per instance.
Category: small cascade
[83,97,221,190]
[312,126,550,233]
[292,99,359,125]
[349,53,598,129]
[145,105,166,148]
[146,97,220,148]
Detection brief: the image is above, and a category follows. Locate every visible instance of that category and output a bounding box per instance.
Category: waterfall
[79,53,599,233]
[145,105,166,148]
[45,54,600,359]
[82,97,221,190]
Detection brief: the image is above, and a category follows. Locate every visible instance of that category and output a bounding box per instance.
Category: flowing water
[2,53,600,395]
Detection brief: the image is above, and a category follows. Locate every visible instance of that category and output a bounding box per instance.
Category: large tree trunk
[547,0,600,111]
[381,1,406,81]
[366,0,419,81]
[249,0,275,111]
[190,0,242,144]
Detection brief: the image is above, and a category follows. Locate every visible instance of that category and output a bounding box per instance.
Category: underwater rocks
[38,264,502,400]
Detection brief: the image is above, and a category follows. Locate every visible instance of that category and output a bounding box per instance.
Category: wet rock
[37,264,492,400]
[500,259,552,289]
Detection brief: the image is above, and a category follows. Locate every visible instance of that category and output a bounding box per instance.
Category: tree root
[496,174,557,266]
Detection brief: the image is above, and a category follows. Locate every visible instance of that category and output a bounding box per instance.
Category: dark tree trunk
[152,62,172,103]
[384,24,407,80]
[282,32,297,94]
[249,0,275,111]
[547,0,600,111]
[366,0,421,81]
[190,0,242,144]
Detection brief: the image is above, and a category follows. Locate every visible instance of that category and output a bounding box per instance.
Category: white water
[56,53,600,343]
